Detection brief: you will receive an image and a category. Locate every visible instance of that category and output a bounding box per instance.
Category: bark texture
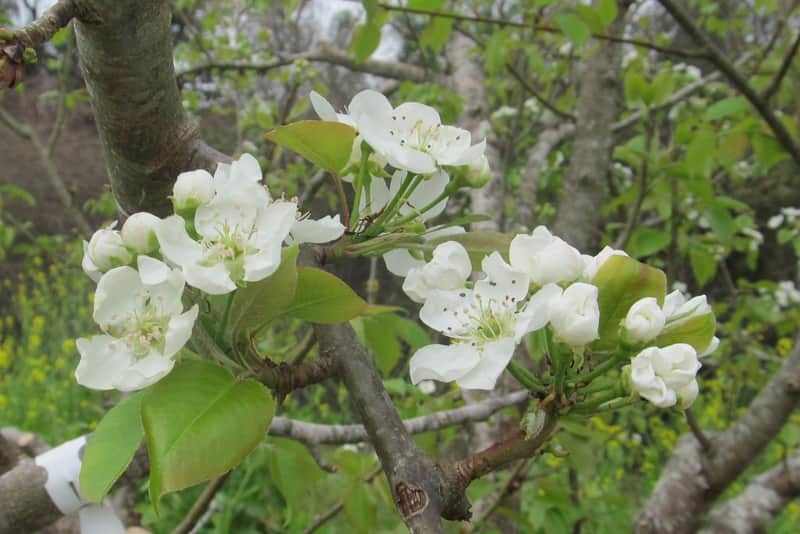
[73,0,220,217]
[0,461,62,534]
[635,339,800,533]
[553,1,629,251]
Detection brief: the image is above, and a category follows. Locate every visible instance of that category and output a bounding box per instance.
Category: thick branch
[702,452,800,533]
[635,338,800,533]
[658,0,800,165]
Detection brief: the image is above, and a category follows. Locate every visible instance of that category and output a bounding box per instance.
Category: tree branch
[657,0,800,166]
[176,44,442,85]
[635,337,800,533]
[702,451,800,533]
[267,390,529,445]
[761,29,800,101]
[2,0,100,49]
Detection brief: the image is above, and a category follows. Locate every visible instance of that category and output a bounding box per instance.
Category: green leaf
[704,97,748,121]
[685,129,716,178]
[426,231,514,271]
[592,255,667,350]
[419,16,454,52]
[624,71,647,106]
[689,242,717,286]
[654,311,716,353]
[228,245,299,339]
[555,14,592,48]
[752,133,789,169]
[484,29,510,74]
[142,361,274,509]
[596,0,618,26]
[705,203,735,245]
[80,393,144,503]
[350,19,382,63]
[265,120,356,174]
[628,227,671,257]
[284,267,367,323]
[344,483,377,533]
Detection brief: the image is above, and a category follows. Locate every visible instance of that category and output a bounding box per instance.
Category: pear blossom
[663,291,712,323]
[410,253,554,390]
[402,241,472,303]
[509,226,584,285]
[630,344,701,408]
[384,226,465,277]
[172,169,216,213]
[75,259,198,391]
[309,90,356,127]
[548,282,600,346]
[120,212,161,254]
[347,89,486,174]
[82,226,133,282]
[289,214,346,244]
[156,154,298,295]
[623,297,666,343]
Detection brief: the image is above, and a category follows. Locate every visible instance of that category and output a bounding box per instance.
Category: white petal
[348,89,393,120]
[75,336,135,391]
[93,267,143,328]
[408,169,449,219]
[81,241,102,282]
[184,262,237,295]
[475,252,529,302]
[515,283,562,338]
[383,249,426,277]
[419,289,472,336]
[409,343,480,385]
[403,267,431,303]
[677,380,699,408]
[137,255,172,285]
[114,354,175,391]
[448,138,487,166]
[309,91,339,121]
[394,102,442,130]
[253,200,298,247]
[229,153,263,183]
[163,304,199,357]
[431,126,472,164]
[384,145,438,174]
[244,243,283,282]
[156,215,204,266]
[456,338,516,390]
[291,215,345,244]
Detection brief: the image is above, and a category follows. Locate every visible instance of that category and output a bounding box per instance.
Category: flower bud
[85,227,133,274]
[121,212,161,253]
[172,169,214,213]
[655,291,716,354]
[510,226,584,285]
[623,297,666,344]
[548,282,600,346]
[630,344,701,408]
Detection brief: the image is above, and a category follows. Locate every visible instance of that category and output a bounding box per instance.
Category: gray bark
[553,1,629,251]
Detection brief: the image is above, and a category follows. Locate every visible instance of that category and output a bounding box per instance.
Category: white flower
[624,297,666,343]
[347,89,486,174]
[582,245,629,281]
[120,212,161,254]
[402,241,472,303]
[384,225,465,277]
[630,344,701,408]
[509,226,584,285]
[309,90,355,127]
[289,214,345,244]
[75,259,198,391]
[663,291,712,325]
[82,226,133,282]
[156,154,298,295]
[699,336,720,357]
[172,169,215,211]
[548,282,600,346]
[410,253,553,390]
[767,214,784,229]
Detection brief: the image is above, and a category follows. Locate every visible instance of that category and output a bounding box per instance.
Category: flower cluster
[403,225,718,410]
[76,154,345,391]
[310,90,488,275]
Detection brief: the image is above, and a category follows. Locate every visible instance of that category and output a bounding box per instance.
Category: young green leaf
[142,360,274,509]
[265,120,356,174]
[228,245,299,340]
[284,267,367,323]
[592,255,667,350]
[79,392,144,503]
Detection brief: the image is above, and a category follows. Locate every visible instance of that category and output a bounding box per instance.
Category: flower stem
[349,143,372,232]
[567,351,625,388]
[507,360,546,393]
[216,292,235,348]
[387,180,457,229]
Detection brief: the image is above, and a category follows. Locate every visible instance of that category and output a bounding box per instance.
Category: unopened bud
[121,212,161,253]
[86,227,133,271]
[173,169,214,213]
